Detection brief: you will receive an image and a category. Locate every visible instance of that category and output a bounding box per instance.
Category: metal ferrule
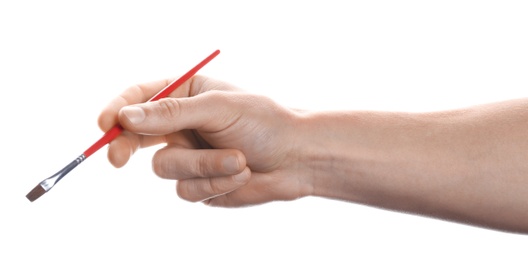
[40,154,86,191]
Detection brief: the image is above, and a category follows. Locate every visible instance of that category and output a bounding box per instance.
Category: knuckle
[156,98,182,121]
[203,90,228,103]
[194,153,212,178]
[205,178,221,195]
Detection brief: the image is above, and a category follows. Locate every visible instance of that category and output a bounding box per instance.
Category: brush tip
[26,184,46,202]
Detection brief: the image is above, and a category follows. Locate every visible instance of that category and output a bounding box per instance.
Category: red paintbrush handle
[83,125,123,157]
[82,49,220,159]
[148,49,220,102]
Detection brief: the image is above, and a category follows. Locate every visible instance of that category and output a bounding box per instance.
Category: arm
[297,100,528,233]
[99,76,528,233]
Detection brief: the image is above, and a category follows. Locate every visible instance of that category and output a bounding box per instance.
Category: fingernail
[122,106,145,125]
[222,155,240,173]
[233,170,249,183]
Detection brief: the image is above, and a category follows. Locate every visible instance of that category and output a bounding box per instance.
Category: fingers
[99,76,239,166]
[177,167,251,202]
[119,91,242,135]
[151,146,250,202]
[106,130,196,168]
[98,75,237,132]
[202,172,307,207]
[154,145,308,206]
[152,147,246,180]
[106,131,166,168]
[98,75,241,168]
[107,133,137,168]
[98,78,173,132]
[179,170,307,207]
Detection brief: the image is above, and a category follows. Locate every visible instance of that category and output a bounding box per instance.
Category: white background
[1,1,527,259]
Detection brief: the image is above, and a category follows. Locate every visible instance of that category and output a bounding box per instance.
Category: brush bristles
[26,184,46,202]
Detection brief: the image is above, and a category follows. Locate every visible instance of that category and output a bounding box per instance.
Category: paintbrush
[26,50,220,202]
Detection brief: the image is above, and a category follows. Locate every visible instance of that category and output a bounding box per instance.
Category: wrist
[292,110,439,207]
[291,110,367,201]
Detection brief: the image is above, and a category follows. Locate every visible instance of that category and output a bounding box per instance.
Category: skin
[98,75,528,234]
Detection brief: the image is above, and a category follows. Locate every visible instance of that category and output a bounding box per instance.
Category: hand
[98,75,313,206]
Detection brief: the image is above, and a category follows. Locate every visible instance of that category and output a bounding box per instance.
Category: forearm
[296,99,528,233]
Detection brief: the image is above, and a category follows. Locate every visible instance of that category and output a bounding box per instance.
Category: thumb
[118,92,238,135]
